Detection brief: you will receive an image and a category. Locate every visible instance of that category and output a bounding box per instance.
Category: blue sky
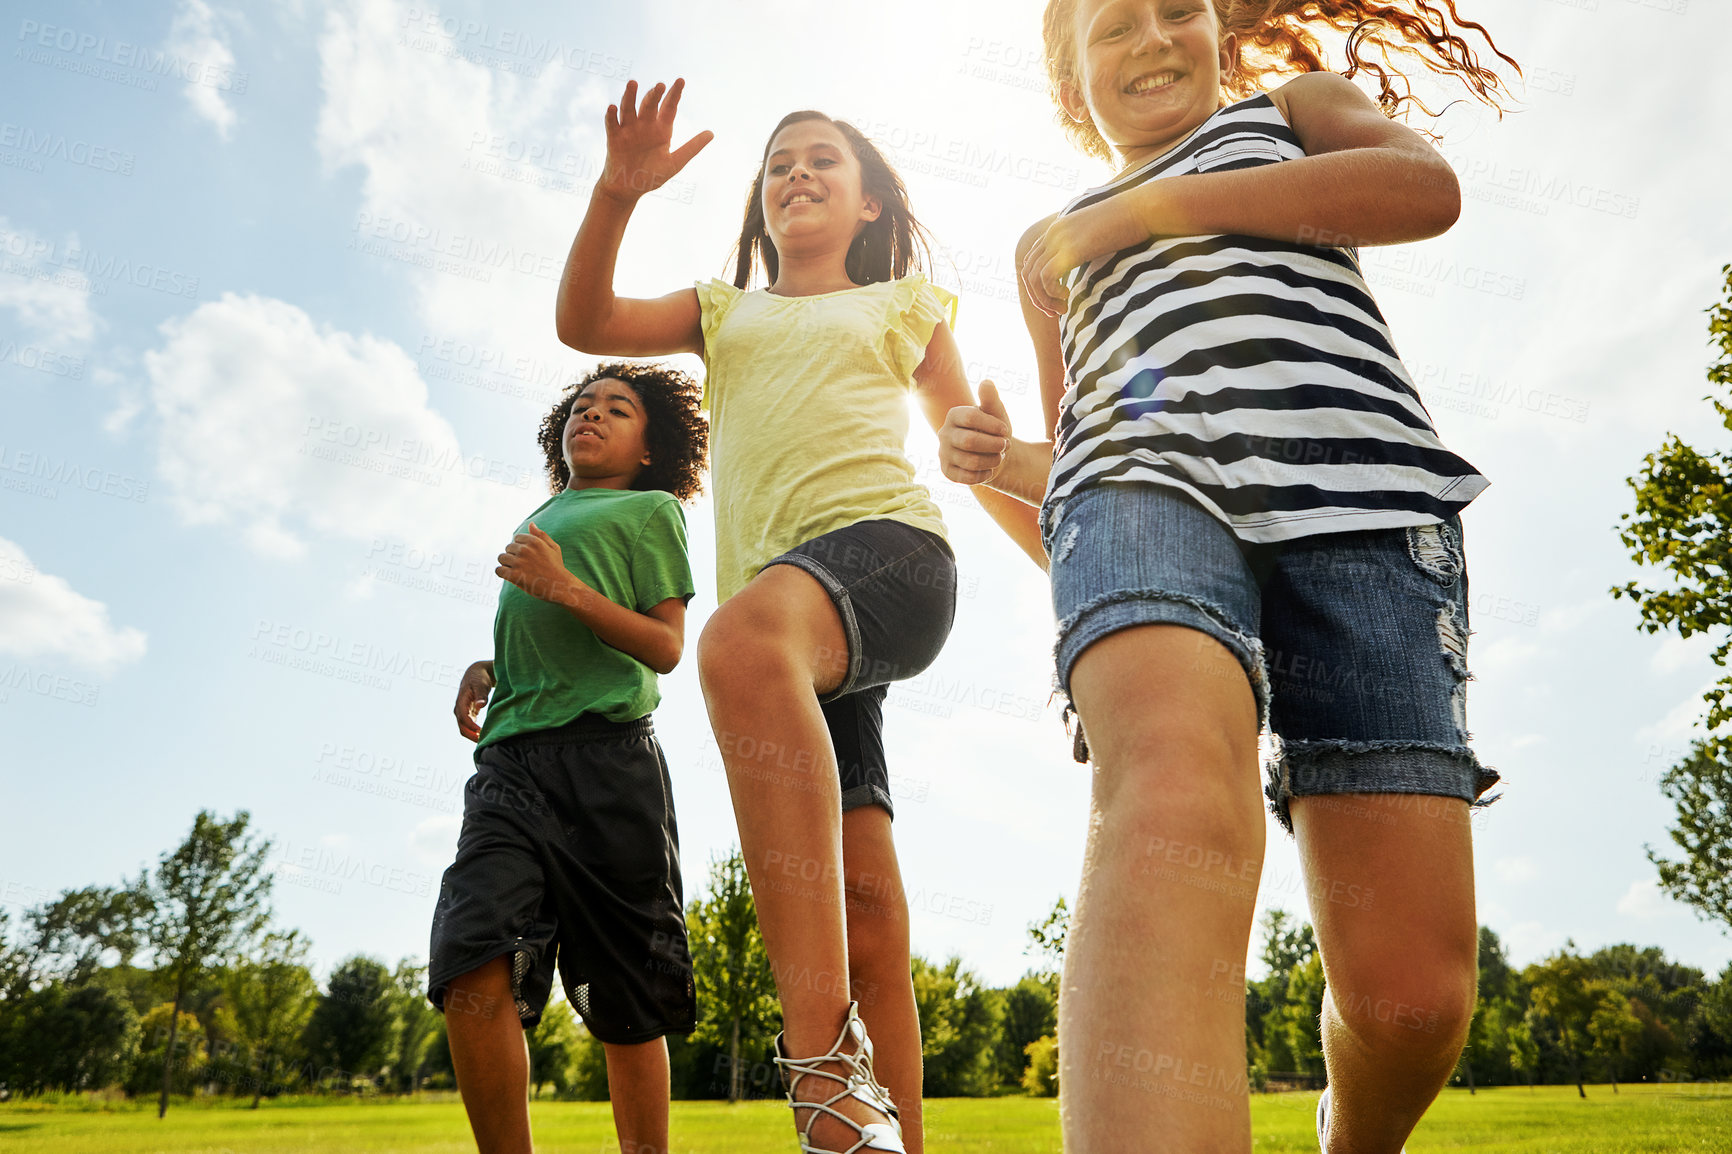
[4,0,1732,988]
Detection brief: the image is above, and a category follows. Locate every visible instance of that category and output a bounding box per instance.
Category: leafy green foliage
[301,956,397,1087]
[685,848,778,1102]
[1614,265,1732,932]
[138,810,273,1117]
[525,1000,582,1099]
[911,955,1002,1097]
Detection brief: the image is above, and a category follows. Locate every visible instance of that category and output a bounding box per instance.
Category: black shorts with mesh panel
[426,714,695,1044]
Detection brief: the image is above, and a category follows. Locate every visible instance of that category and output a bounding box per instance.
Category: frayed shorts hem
[1055,589,1271,725]
[1265,738,1501,835]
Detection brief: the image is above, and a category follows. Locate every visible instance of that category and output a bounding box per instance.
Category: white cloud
[1496,856,1538,883]
[0,218,98,344]
[315,0,625,365]
[143,292,532,559]
[1616,879,1680,920]
[0,538,147,674]
[409,815,460,865]
[167,0,241,140]
[1650,631,1717,676]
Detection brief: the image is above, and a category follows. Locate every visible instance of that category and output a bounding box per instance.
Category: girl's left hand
[1020,200,1147,316]
[498,523,577,605]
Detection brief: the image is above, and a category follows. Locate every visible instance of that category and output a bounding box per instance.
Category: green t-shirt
[477,487,695,747]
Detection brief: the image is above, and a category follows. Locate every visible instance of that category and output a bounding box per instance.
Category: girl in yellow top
[556,79,1018,1154]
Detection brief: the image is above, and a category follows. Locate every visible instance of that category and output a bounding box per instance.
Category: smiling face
[759,118,882,261]
[1061,0,1233,168]
[562,378,651,491]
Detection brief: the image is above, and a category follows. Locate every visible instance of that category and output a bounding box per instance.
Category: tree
[224,931,318,1106]
[27,884,150,983]
[139,810,273,1117]
[389,959,439,1094]
[1508,1014,1540,1089]
[1526,947,1599,1098]
[994,975,1058,1092]
[1614,264,1732,933]
[1247,909,1319,1078]
[1587,986,1644,1092]
[1022,1034,1059,1097]
[526,999,582,1099]
[911,955,1002,1097]
[129,1003,208,1097]
[686,848,779,1102]
[302,955,398,1088]
[1025,897,1070,982]
[1274,953,1327,1080]
[0,980,138,1094]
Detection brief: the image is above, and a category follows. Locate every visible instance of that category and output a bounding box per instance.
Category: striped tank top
[1042,92,1488,544]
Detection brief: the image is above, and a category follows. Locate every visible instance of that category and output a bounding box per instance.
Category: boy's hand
[498,524,582,607]
[939,381,1013,486]
[454,660,495,743]
[598,78,713,204]
[1020,199,1145,316]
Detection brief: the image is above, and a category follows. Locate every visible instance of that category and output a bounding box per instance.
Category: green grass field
[1,1085,1728,1152]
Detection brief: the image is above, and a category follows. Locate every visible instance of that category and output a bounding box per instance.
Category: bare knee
[1326,962,1476,1060]
[698,600,840,699]
[845,884,910,1001]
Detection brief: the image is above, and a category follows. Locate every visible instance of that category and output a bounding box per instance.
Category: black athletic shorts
[426,714,696,1044]
[765,519,957,819]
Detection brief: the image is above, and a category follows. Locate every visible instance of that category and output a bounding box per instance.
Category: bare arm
[554,79,711,356]
[1021,74,1462,312]
[939,218,1063,508]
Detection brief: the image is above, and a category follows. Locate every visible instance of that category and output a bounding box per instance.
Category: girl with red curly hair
[939,2,1517,1150]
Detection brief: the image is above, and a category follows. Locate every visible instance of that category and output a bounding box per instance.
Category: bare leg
[1293,792,1477,1154]
[603,1038,671,1154]
[1060,625,1264,1154]
[696,564,891,1150]
[445,956,533,1154]
[842,804,923,1154]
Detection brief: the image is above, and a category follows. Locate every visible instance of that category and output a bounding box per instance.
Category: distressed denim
[1045,481,1498,832]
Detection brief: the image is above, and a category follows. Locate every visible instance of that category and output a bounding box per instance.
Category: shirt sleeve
[886,274,960,382]
[630,496,697,612]
[693,279,744,410]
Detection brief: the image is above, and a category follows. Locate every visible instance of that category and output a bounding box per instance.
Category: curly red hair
[1042,0,1521,162]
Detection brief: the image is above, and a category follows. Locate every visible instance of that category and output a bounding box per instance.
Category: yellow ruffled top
[694,274,957,603]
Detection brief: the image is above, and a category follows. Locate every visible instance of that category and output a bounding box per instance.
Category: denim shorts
[764,518,957,817]
[1044,482,1498,831]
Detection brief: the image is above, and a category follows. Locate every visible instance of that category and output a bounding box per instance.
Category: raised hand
[597,78,714,204]
[453,660,495,742]
[938,381,1013,486]
[1020,199,1146,316]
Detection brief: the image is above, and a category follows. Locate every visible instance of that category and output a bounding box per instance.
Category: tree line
[2,809,1730,1110]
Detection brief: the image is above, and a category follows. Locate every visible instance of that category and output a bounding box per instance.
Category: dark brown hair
[537,362,707,501]
[730,111,931,290]
[1042,0,1521,162]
